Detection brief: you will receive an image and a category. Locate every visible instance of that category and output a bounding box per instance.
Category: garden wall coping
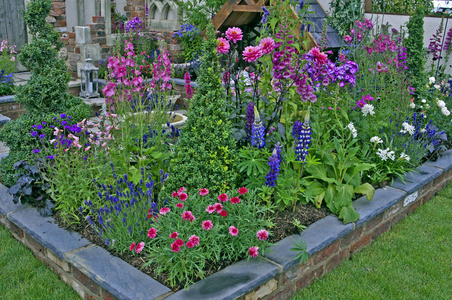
[1,149,452,299]
[0,95,15,104]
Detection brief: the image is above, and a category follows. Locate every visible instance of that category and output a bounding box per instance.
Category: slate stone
[0,95,14,104]
[391,164,443,194]
[0,183,28,217]
[67,245,170,300]
[8,207,91,259]
[0,114,10,125]
[425,149,452,171]
[354,187,406,227]
[166,259,279,300]
[265,215,353,270]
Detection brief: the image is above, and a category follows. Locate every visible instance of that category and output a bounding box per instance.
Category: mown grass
[293,184,452,300]
[0,224,80,300]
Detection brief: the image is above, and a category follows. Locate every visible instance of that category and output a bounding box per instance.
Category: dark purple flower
[60,113,66,118]
[245,102,255,140]
[251,108,266,149]
[293,118,311,162]
[265,143,282,187]
[32,149,40,154]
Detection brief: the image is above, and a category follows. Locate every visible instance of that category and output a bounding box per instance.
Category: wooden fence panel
[0,0,27,51]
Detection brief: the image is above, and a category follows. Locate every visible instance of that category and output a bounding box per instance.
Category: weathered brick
[350,233,371,254]
[313,239,340,265]
[24,232,44,254]
[296,265,324,290]
[73,267,100,295]
[340,226,363,248]
[391,208,408,227]
[245,279,277,300]
[68,32,75,39]
[52,2,66,8]
[365,212,385,231]
[407,200,421,215]
[325,248,349,273]
[267,283,296,300]
[10,222,24,239]
[384,201,402,219]
[371,221,391,240]
[102,288,119,300]
[92,16,105,23]
[47,249,71,272]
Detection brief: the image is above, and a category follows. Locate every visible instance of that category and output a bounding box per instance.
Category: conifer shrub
[163,24,238,195]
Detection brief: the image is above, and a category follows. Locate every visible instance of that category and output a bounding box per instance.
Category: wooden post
[364,0,372,13]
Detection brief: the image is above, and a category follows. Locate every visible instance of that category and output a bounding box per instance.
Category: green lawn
[0,224,80,300]
[293,184,452,300]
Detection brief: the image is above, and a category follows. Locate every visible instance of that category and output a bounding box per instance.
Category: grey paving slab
[266,215,353,270]
[0,95,15,103]
[0,142,10,154]
[0,183,27,216]
[0,114,10,125]
[354,187,406,227]
[166,259,279,300]
[66,245,171,300]
[391,164,443,194]
[8,207,91,259]
[425,149,452,171]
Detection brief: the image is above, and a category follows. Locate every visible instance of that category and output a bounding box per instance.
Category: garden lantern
[79,53,99,99]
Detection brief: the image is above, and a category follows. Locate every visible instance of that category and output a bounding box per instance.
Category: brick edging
[1,150,452,300]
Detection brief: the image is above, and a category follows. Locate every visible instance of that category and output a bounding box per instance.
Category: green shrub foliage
[164,24,238,195]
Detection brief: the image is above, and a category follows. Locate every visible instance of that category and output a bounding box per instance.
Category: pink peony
[176,203,184,208]
[249,246,259,258]
[238,187,248,194]
[213,203,223,213]
[135,242,145,253]
[243,46,262,62]
[175,239,184,247]
[189,235,200,246]
[202,220,213,231]
[256,229,269,241]
[259,37,276,55]
[230,197,240,204]
[129,243,136,251]
[147,228,157,239]
[199,188,210,196]
[206,205,216,214]
[226,27,243,43]
[159,207,170,215]
[170,231,178,239]
[217,38,230,54]
[179,193,188,201]
[171,242,180,253]
[218,193,228,202]
[229,226,239,236]
[186,241,195,248]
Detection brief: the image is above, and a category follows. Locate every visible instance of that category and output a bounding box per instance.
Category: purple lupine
[396,45,408,71]
[265,142,282,187]
[293,117,311,162]
[251,107,266,149]
[428,21,443,60]
[245,102,255,140]
[444,27,452,51]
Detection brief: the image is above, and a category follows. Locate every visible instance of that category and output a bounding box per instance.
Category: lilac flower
[396,45,408,71]
[265,143,282,187]
[126,17,142,33]
[245,102,255,141]
[251,107,266,149]
[32,149,40,154]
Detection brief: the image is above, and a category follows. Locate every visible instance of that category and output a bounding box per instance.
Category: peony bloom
[238,187,248,194]
[230,197,240,204]
[176,203,184,208]
[249,246,259,257]
[189,235,200,246]
[170,231,178,239]
[159,207,170,215]
[135,242,145,253]
[179,193,188,201]
[206,205,216,214]
[213,203,223,213]
[217,38,230,54]
[226,27,243,43]
[171,242,181,253]
[229,226,239,236]
[175,239,184,247]
[199,188,209,196]
[259,37,276,55]
[220,210,228,217]
[147,228,157,239]
[129,243,136,251]
[202,220,214,230]
[243,46,263,62]
[256,229,269,241]
[218,193,228,202]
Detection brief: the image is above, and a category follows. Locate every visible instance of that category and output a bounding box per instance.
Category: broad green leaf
[333,184,354,212]
[354,183,375,201]
[314,191,325,208]
[324,183,337,214]
[306,164,338,184]
[338,204,360,224]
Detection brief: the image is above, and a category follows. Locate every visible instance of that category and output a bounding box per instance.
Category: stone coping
[1,150,452,299]
[0,95,15,104]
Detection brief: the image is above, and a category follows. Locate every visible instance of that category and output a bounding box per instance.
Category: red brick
[371,221,391,240]
[87,295,96,300]
[340,226,363,248]
[131,11,145,18]
[49,10,60,17]
[68,32,75,39]
[92,16,105,23]
[10,222,24,239]
[102,288,119,300]
[24,232,45,254]
[325,248,349,273]
[350,233,371,254]
[52,2,66,8]
[407,200,421,215]
[73,268,100,295]
[391,209,408,226]
[267,283,295,300]
[384,202,402,219]
[365,213,385,231]
[296,265,324,290]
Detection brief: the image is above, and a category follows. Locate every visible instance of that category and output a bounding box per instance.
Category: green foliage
[329,0,364,37]
[290,237,308,265]
[176,0,226,30]
[164,24,238,195]
[372,0,433,14]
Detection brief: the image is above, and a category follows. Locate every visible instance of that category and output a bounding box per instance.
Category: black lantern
[80,53,99,99]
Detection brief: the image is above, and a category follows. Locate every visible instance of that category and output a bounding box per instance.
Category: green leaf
[354,183,375,201]
[338,204,360,224]
[306,164,338,184]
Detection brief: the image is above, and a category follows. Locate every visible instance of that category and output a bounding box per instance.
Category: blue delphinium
[265,142,282,187]
[261,7,270,24]
[251,107,266,148]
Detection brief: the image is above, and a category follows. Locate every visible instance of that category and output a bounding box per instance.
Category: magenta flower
[218,193,228,202]
[220,210,228,217]
[238,187,248,194]
[170,232,178,239]
[259,37,276,55]
[179,193,188,201]
[184,72,193,99]
[175,239,184,247]
[147,228,157,239]
[230,197,240,204]
[182,211,195,222]
[171,191,179,197]
[256,229,269,241]
[178,187,186,193]
[103,82,116,97]
[159,207,170,215]
[202,220,213,231]
[186,241,195,248]
[189,235,200,246]
[206,205,215,214]
[243,46,262,62]
[176,203,184,208]
[225,27,243,43]
[171,242,181,253]
[344,35,352,43]
[229,226,239,236]
[213,203,223,213]
[135,242,145,253]
[217,37,230,54]
[129,243,136,251]
[309,47,328,65]
[249,246,259,257]
[199,188,209,196]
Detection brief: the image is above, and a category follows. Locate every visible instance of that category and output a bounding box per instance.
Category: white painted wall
[66,0,78,32]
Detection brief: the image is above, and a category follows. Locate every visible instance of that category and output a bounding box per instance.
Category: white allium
[362,104,375,116]
[400,152,410,161]
[442,106,450,116]
[437,100,446,108]
[370,136,383,144]
[400,122,415,135]
[429,77,436,84]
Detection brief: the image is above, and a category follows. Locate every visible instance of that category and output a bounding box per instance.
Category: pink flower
[229,226,239,236]
[243,46,262,62]
[171,242,180,253]
[218,193,228,202]
[213,203,223,213]
[220,210,228,217]
[256,229,269,241]
[189,235,200,246]
[159,207,170,215]
[186,241,195,248]
[344,35,352,43]
[129,243,136,251]
[249,246,259,258]
[238,187,248,194]
[175,239,184,247]
[176,203,184,208]
[147,228,157,239]
[309,47,328,65]
[178,187,186,193]
[171,191,179,197]
[199,188,210,196]
[206,205,216,214]
[170,231,178,239]
[179,193,188,201]
[202,220,213,231]
[259,37,276,55]
[135,242,145,253]
[217,38,230,54]
[226,27,243,43]
[182,211,195,222]
[230,197,240,204]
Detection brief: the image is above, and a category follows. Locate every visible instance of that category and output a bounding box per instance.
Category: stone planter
[1,150,452,299]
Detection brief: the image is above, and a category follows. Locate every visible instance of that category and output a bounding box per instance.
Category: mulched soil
[53,203,329,291]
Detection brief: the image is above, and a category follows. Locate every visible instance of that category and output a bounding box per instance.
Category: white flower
[362,104,375,116]
[421,99,427,103]
[420,128,427,133]
[437,100,446,108]
[434,84,441,90]
[441,106,450,116]
[429,77,436,84]
[400,122,415,135]
[377,148,395,161]
[410,102,416,109]
[346,122,358,138]
[425,104,430,109]
[370,136,383,144]
[400,152,410,161]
